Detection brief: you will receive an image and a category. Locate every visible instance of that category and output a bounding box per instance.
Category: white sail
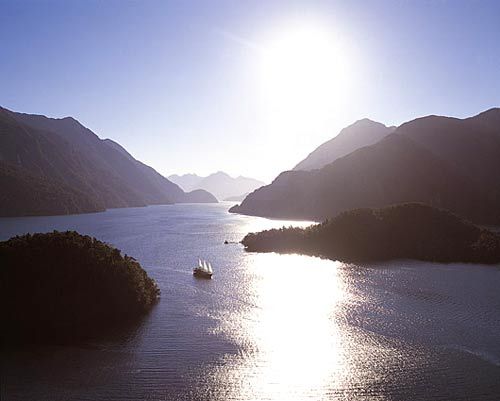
[208,262,213,273]
[203,260,208,271]
[198,258,202,268]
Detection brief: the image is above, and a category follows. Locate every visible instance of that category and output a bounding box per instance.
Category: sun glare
[258,24,352,122]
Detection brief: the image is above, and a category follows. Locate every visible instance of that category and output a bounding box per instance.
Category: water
[1,203,499,400]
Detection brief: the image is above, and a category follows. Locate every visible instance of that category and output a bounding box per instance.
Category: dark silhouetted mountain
[293,119,395,171]
[231,109,500,225]
[169,171,265,201]
[394,109,500,199]
[0,106,216,217]
[0,162,103,217]
[241,203,500,264]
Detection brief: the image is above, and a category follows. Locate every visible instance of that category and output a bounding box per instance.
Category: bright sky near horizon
[1,0,499,182]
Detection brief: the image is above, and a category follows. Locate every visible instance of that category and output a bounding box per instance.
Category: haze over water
[1,203,499,400]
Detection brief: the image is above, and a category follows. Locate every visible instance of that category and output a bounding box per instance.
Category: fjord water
[1,203,499,401]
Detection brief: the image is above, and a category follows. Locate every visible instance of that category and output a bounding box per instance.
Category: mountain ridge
[0,106,217,217]
[169,171,265,201]
[231,108,500,225]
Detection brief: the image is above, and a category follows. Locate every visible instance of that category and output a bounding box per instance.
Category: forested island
[0,231,160,344]
[241,203,500,264]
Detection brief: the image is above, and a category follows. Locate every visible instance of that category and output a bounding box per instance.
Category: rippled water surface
[1,203,499,400]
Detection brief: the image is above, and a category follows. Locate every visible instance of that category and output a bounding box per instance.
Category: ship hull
[193,269,212,279]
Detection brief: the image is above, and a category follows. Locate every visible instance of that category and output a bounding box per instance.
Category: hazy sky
[1,0,499,182]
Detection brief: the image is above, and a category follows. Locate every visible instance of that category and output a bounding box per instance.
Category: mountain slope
[102,139,215,203]
[0,162,103,217]
[0,107,216,217]
[293,119,395,171]
[231,109,500,225]
[396,109,500,198]
[169,171,265,201]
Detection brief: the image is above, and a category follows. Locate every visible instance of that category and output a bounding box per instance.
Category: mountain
[168,173,203,192]
[293,119,395,171]
[168,171,265,201]
[100,139,215,204]
[224,192,250,202]
[0,162,102,217]
[0,106,216,217]
[230,109,500,225]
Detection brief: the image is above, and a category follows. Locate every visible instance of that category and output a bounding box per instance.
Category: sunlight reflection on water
[212,253,349,400]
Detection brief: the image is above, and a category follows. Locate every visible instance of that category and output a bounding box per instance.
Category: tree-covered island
[0,231,160,344]
[241,203,500,264]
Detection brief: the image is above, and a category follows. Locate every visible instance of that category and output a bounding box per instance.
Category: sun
[257,23,352,125]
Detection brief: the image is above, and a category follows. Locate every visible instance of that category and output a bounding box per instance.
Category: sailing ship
[193,258,213,279]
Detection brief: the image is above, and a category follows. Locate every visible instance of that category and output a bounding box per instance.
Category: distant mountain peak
[293,118,395,171]
[168,171,265,201]
[213,171,231,178]
[352,117,382,125]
